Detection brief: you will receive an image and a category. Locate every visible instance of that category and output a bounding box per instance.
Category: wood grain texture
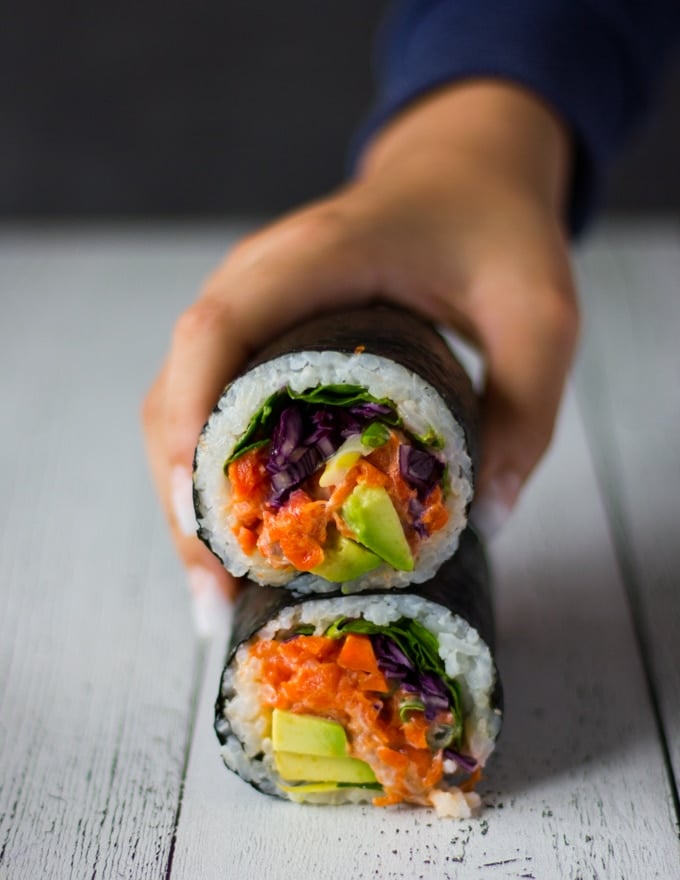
[574,222,680,800]
[170,389,680,879]
[1,224,679,879]
[0,228,240,878]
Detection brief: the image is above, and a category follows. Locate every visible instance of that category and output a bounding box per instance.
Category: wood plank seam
[165,642,208,880]
[574,362,680,839]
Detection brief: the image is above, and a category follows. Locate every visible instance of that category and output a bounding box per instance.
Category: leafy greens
[325,616,464,747]
[225,384,400,467]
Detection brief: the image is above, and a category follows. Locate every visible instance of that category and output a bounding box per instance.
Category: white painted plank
[574,221,680,797]
[171,383,680,878]
[0,228,240,878]
[2,224,678,878]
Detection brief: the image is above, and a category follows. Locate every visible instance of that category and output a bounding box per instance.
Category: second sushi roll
[194,304,478,593]
[214,528,502,818]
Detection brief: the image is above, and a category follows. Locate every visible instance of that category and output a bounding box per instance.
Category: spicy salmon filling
[247,617,481,808]
[225,385,450,579]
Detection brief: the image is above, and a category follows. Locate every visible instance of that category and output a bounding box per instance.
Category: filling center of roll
[225,384,450,579]
[244,616,481,808]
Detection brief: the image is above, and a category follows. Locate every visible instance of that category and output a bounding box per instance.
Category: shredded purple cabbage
[305,409,338,450]
[408,497,428,538]
[264,400,443,509]
[348,402,394,420]
[372,633,451,722]
[265,402,397,506]
[442,749,478,774]
[398,445,444,498]
[268,406,304,471]
[371,634,413,681]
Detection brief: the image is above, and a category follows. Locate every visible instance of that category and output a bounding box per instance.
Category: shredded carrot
[401,714,429,750]
[421,484,449,533]
[337,633,380,674]
[252,633,453,807]
[357,670,389,693]
[376,745,410,771]
[337,634,388,691]
[420,751,444,789]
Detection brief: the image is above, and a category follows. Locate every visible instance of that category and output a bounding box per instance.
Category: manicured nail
[171,465,198,537]
[470,472,522,540]
[187,566,232,639]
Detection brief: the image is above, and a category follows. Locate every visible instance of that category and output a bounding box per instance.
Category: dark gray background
[2,2,678,219]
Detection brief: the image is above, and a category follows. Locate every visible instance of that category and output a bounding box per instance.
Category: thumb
[470,283,579,538]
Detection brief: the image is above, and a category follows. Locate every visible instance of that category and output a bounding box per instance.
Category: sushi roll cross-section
[214,530,502,818]
[194,305,478,593]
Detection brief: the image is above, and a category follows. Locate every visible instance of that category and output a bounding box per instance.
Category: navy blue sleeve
[353,0,680,234]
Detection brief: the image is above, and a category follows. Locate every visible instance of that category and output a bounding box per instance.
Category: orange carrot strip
[337,634,380,674]
[401,715,429,750]
[337,635,389,691]
[421,485,449,534]
[357,670,389,693]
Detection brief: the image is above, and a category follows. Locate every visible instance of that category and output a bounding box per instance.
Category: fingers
[143,147,578,580]
[469,259,580,537]
[357,79,577,537]
[161,203,379,479]
[142,360,236,634]
[143,198,381,625]
[164,297,253,469]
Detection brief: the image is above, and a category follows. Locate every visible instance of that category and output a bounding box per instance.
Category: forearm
[357,0,680,233]
[359,80,571,223]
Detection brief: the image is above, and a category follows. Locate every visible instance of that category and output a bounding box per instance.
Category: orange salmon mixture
[250,632,480,807]
[229,431,449,573]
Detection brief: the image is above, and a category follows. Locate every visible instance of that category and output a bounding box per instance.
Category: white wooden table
[1,221,679,879]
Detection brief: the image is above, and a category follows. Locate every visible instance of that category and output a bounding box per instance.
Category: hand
[142,80,579,613]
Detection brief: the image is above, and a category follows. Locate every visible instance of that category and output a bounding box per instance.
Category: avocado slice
[279,782,343,795]
[341,484,414,571]
[272,709,348,757]
[279,781,381,802]
[318,435,368,488]
[311,532,382,582]
[274,751,377,784]
[278,782,343,801]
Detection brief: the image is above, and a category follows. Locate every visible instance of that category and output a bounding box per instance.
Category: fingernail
[187,566,232,639]
[171,465,198,537]
[470,472,522,540]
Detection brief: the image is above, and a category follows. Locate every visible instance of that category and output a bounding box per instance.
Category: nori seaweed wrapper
[215,526,503,752]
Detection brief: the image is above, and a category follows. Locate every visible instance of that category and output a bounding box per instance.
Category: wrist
[359,79,572,223]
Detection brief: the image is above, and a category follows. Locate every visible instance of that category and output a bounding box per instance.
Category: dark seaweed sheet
[215,527,503,754]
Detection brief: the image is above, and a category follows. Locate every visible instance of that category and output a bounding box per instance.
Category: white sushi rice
[215,593,501,817]
[194,350,473,592]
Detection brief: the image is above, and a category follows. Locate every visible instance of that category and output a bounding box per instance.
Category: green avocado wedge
[311,532,383,582]
[341,484,414,571]
[278,781,382,802]
[272,709,348,757]
[274,751,377,784]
